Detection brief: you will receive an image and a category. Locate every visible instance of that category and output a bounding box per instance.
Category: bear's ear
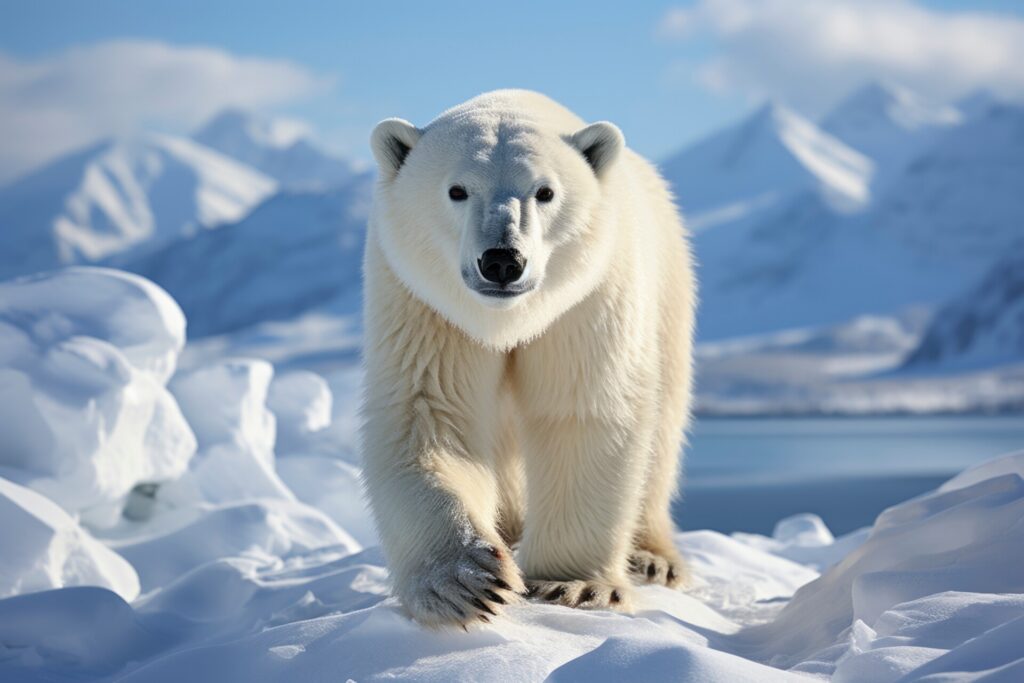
[371,118,422,180]
[568,121,624,177]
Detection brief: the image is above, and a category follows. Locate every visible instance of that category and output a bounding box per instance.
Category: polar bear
[361,90,696,628]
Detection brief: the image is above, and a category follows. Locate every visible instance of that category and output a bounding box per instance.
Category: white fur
[361,90,696,628]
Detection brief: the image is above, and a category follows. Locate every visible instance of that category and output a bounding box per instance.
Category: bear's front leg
[362,446,526,628]
[518,413,651,611]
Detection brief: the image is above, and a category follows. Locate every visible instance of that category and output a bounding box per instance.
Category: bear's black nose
[478,249,526,286]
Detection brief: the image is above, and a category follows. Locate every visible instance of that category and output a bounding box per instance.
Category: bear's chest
[509,287,657,420]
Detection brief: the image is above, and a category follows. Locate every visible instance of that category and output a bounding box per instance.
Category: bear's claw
[524,578,631,611]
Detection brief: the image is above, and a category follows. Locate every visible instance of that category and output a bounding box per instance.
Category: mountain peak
[823,81,962,135]
[821,82,962,184]
[660,100,872,230]
[194,109,311,152]
[192,110,355,191]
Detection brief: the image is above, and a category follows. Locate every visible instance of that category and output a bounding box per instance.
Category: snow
[0,267,196,523]
[0,134,276,279]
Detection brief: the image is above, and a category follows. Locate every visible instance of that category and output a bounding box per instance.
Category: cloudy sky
[1,0,1023,182]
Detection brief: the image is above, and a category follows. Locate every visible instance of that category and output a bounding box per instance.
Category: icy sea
[681,415,1024,535]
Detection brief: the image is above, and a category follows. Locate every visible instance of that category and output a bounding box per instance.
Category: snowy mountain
[904,245,1024,371]
[695,101,1024,341]
[0,134,276,280]
[120,175,371,338]
[194,109,358,191]
[822,81,962,186]
[661,102,873,232]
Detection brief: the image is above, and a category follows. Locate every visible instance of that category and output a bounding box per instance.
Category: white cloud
[658,0,1024,113]
[0,40,331,183]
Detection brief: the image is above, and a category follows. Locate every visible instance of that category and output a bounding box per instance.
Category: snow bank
[0,267,195,524]
[0,478,139,601]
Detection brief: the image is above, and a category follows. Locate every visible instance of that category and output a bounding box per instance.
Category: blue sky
[2,0,1023,181]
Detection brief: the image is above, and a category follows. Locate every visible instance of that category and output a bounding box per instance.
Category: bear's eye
[448,185,468,202]
[535,186,555,203]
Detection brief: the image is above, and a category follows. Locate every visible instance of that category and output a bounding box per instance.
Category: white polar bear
[362,90,696,628]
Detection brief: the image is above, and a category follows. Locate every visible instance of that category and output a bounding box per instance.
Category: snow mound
[0,478,138,601]
[0,267,195,524]
[0,134,276,279]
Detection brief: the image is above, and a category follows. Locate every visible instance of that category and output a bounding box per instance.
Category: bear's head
[369,90,625,350]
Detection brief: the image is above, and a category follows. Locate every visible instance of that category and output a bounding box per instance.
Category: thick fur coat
[361,90,696,628]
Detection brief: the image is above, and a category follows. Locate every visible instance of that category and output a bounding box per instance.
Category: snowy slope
[194,109,358,191]
[822,81,962,187]
[904,245,1024,371]
[121,174,371,337]
[661,102,873,232]
[0,134,276,280]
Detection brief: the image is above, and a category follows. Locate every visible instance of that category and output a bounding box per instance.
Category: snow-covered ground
[2,267,1023,682]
